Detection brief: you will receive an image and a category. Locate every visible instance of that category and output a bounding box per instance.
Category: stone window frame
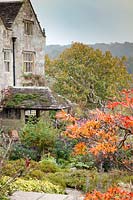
[3,49,11,72]
[23,51,35,73]
[24,20,34,35]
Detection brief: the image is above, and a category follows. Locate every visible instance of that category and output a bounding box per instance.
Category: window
[4,50,10,72]
[23,52,34,72]
[25,110,39,124]
[24,20,33,35]
[25,110,36,116]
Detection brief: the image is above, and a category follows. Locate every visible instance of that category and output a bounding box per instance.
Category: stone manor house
[0,0,70,130]
[0,0,46,91]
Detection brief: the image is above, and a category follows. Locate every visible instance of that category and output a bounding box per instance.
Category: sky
[30,0,133,45]
[3,0,133,45]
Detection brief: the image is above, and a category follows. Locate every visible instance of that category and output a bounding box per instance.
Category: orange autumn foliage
[56,89,133,170]
[121,116,133,128]
[55,110,76,122]
[84,186,133,200]
[57,112,118,156]
[65,120,100,139]
[107,89,133,130]
[94,109,115,123]
[107,89,133,110]
[90,142,117,156]
[73,142,88,155]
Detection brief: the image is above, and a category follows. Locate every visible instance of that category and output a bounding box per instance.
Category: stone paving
[10,190,84,200]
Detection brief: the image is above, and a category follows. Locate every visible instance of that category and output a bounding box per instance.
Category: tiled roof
[0,1,23,28]
[0,87,71,110]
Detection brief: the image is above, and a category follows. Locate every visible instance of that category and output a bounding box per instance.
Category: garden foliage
[56,89,133,171]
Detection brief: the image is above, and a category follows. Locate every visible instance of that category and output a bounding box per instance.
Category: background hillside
[46,42,133,73]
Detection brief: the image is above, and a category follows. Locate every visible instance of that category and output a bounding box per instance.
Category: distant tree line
[46,42,133,74]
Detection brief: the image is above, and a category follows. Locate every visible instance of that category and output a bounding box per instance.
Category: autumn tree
[46,42,131,109]
[56,89,133,172]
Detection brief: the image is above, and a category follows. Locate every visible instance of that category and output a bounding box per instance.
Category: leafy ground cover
[0,159,132,198]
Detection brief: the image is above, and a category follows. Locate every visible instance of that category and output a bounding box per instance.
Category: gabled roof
[0,87,71,110]
[0,0,45,36]
[0,1,23,28]
[28,0,46,37]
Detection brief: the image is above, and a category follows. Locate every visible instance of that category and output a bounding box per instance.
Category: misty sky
[31,0,133,45]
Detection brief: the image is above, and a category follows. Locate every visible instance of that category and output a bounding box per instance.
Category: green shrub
[28,160,39,168]
[9,143,39,161]
[39,160,61,173]
[49,169,133,193]
[64,170,88,191]
[55,159,72,168]
[20,119,58,155]
[1,159,61,178]
[46,172,66,189]
[0,196,9,200]
[84,170,133,193]
[69,154,95,170]
[54,136,77,164]
[0,176,64,195]
[40,155,57,164]
[107,170,133,186]
[1,163,17,177]
[1,159,132,195]
[1,159,25,177]
[26,170,46,180]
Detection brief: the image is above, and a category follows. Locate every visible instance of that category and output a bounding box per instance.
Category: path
[10,189,84,200]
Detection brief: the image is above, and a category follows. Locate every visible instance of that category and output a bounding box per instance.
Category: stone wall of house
[0,18,13,92]
[12,0,46,86]
[0,0,46,92]
[0,109,25,131]
[0,118,25,131]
